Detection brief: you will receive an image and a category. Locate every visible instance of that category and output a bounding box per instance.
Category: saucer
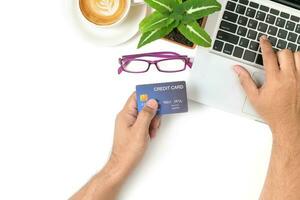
[72,0,147,46]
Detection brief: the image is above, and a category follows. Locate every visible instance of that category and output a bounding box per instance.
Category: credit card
[136,81,188,115]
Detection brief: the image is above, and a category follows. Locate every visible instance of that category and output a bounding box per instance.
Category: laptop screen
[271,0,300,9]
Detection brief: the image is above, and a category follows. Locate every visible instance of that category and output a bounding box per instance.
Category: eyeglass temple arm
[123,54,190,61]
[122,51,181,59]
[187,57,194,68]
[118,67,123,74]
[118,59,131,74]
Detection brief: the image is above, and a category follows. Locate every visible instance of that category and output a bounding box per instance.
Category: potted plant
[138,0,221,48]
[164,17,208,49]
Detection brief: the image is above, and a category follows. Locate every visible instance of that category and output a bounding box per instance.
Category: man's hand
[111,93,161,173]
[234,35,300,146]
[70,93,161,200]
[234,35,300,200]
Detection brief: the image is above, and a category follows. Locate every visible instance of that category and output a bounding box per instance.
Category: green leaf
[144,0,179,14]
[177,21,211,47]
[138,21,179,48]
[180,0,221,23]
[170,4,185,20]
[139,11,175,33]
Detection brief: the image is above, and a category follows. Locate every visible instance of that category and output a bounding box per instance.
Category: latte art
[80,0,127,26]
[96,0,120,16]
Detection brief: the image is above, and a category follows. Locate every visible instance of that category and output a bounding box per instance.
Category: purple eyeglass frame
[118,51,193,74]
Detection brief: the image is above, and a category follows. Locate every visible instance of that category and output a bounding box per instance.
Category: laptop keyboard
[213,0,300,69]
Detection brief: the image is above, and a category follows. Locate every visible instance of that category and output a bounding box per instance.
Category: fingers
[277,49,296,75]
[123,92,137,112]
[260,35,280,77]
[150,129,158,139]
[234,65,259,102]
[117,93,138,127]
[149,116,161,139]
[294,52,300,72]
[260,35,297,76]
[134,99,158,131]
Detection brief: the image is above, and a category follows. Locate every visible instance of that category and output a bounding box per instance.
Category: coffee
[79,0,128,26]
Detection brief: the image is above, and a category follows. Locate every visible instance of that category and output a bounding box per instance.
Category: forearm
[70,94,159,200]
[260,128,300,200]
[70,159,131,200]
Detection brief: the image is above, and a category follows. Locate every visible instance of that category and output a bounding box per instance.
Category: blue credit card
[136,81,188,115]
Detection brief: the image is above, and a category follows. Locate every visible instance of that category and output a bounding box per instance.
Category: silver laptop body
[188,0,300,122]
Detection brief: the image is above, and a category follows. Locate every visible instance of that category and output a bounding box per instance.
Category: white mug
[79,0,144,28]
[110,0,144,27]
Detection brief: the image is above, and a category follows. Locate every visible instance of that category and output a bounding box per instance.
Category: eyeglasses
[118,52,193,74]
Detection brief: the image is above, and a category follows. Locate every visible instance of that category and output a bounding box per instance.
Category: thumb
[234,65,259,102]
[134,99,158,130]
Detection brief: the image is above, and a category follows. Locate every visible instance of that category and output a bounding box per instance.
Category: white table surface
[0,1,272,200]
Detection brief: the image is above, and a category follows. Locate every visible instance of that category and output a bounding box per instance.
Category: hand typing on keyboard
[234,35,300,200]
[215,0,300,69]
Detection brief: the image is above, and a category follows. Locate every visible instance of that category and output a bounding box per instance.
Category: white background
[0,1,272,199]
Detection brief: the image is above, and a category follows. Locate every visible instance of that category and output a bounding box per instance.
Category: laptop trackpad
[242,71,265,119]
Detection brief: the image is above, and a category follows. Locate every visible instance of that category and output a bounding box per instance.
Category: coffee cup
[79,0,143,27]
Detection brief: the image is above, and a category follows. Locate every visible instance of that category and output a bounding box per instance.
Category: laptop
[188,0,300,122]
